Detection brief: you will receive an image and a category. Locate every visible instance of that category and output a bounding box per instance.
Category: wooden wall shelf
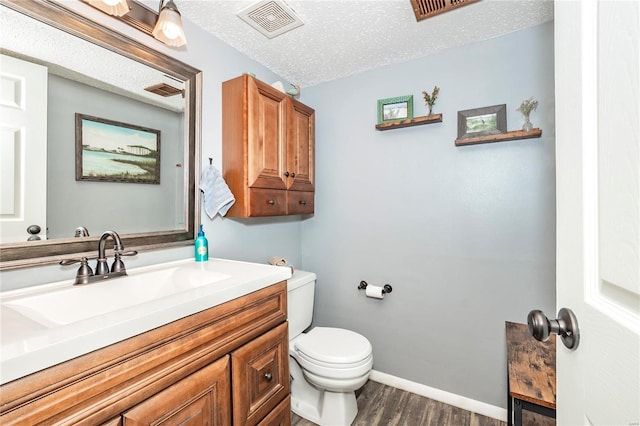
[375,113,443,131]
[455,128,542,146]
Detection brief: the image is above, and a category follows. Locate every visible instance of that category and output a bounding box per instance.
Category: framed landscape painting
[457,104,507,139]
[75,113,161,184]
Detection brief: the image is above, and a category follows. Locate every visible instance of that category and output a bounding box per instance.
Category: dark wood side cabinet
[506,321,556,426]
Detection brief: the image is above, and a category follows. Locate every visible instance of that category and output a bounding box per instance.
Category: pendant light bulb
[152,0,187,47]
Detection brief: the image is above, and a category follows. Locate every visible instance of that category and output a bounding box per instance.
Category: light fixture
[82,0,187,48]
[152,0,187,47]
[84,0,130,17]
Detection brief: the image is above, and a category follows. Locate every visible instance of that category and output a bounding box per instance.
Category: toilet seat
[293,327,372,365]
[291,327,373,383]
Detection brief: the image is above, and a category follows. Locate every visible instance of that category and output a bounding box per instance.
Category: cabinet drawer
[232,322,289,426]
[286,191,314,215]
[249,188,287,216]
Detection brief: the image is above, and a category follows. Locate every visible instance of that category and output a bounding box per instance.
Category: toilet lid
[294,327,372,365]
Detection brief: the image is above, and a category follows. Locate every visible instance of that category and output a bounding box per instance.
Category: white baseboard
[368,370,507,422]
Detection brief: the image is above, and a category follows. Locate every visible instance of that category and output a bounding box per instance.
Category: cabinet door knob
[291,172,295,178]
[299,200,307,205]
[268,199,275,205]
[264,372,273,381]
[284,171,290,177]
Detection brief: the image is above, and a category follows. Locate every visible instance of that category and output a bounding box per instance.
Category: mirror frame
[0,0,201,270]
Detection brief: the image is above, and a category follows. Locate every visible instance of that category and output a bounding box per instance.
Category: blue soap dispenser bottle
[195,224,208,262]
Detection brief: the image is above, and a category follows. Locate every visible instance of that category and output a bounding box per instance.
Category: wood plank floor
[291,380,506,426]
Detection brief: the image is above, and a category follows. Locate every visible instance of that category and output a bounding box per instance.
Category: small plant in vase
[517,97,538,131]
[422,85,440,116]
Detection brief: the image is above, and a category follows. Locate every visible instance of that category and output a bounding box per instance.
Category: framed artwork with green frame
[377,95,414,124]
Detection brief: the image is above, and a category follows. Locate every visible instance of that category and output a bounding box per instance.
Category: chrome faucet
[60,230,137,285]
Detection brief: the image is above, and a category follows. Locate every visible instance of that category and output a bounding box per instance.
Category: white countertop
[0,258,292,385]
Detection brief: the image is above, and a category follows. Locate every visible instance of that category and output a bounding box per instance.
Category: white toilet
[287,270,373,426]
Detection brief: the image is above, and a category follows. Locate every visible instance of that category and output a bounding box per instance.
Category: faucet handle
[110,250,137,273]
[60,257,94,285]
[111,252,126,273]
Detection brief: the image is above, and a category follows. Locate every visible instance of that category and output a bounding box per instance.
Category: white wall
[300,22,556,408]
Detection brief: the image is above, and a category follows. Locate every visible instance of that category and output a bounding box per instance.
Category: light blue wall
[300,21,556,408]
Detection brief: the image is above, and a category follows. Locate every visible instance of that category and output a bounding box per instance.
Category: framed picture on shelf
[377,95,414,124]
[75,113,161,184]
[457,104,507,139]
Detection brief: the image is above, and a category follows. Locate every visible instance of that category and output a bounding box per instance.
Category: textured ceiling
[178,0,555,88]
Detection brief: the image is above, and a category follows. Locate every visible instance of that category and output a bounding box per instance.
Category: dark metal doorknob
[527,307,580,350]
[26,224,42,241]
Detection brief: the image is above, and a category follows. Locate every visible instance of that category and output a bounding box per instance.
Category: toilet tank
[287,270,316,340]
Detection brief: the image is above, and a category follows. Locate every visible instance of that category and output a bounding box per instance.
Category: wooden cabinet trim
[0,282,287,425]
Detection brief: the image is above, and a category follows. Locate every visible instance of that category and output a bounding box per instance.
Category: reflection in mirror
[0,0,201,270]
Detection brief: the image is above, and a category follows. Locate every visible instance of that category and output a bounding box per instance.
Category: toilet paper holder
[357,280,392,294]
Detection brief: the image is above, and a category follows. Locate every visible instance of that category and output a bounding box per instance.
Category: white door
[0,54,48,242]
[555,1,639,424]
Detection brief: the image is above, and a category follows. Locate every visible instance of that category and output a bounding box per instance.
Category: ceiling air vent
[237,0,304,39]
[410,0,480,21]
[144,83,183,97]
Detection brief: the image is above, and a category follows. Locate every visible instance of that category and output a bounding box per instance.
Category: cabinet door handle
[291,172,295,178]
[264,372,273,381]
[284,171,290,177]
[299,200,307,205]
[268,199,275,205]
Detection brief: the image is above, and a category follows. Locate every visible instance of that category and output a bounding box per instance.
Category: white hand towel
[200,164,235,219]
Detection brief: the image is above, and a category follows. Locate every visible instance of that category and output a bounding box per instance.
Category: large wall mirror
[0,0,201,270]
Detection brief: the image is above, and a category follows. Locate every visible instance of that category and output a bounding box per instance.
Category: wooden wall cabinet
[222,74,315,217]
[0,282,290,426]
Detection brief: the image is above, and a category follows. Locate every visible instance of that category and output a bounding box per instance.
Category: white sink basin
[3,263,230,327]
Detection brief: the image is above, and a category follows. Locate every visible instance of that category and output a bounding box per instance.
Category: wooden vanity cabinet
[0,282,290,426]
[222,74,315,217]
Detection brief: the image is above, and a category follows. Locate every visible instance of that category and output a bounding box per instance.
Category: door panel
[248,79,287,190]
[232,322,289,426]
[122,356,231,425]
[287,100,314,192]
[555,1,639,424]
[0,54,47,242]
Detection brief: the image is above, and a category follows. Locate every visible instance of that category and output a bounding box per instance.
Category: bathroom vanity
[0,259,292,425]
